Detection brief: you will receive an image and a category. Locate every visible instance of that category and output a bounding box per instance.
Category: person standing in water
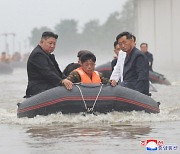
[140,43,153,71]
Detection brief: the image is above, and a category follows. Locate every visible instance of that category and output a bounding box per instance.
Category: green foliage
[54,19,79,54]
[29,0,135,57]
[29,26,52,46]
[120,0,136,32]
[80,20,101,50]
[98,12,122,52]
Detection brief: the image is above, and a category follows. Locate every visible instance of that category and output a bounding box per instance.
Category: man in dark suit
[25,31,73,97]
[140,43,153,71]
[110,32,149,95]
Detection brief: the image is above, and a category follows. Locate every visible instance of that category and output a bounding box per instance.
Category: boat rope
[75,84,103,114]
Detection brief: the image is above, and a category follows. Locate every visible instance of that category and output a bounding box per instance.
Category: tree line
[29,0,135,57]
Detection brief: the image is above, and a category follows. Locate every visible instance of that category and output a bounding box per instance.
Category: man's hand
[110,80,117,87]
[62,79,73,90]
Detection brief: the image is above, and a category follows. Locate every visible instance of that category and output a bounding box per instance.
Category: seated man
[63,50,91,76]
[26,31,72,97]
[66,52,109,84]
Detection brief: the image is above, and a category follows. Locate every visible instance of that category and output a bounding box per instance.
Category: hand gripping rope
[75,84,103,115]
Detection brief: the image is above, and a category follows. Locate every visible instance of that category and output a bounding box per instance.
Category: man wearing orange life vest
[66,52,109,84]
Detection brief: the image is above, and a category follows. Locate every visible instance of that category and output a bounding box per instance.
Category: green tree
[28,0,136,57]
[80,20,101,50]
[120,0,135,32]
[29,26,51,47]
[54,19,79,55]
[98,11,122,53]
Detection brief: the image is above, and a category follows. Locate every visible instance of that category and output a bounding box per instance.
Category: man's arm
[66,71,81,83]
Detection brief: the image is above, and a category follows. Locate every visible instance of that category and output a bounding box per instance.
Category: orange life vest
[75,67,101,84]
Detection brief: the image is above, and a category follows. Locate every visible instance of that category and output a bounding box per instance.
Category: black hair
[77,50,91,58]
[132,35,136,42]
[41,31,58,39]
[80,52,96,63]
[140,42,148,47]
[114,40,118,48]
[116,31,133,41]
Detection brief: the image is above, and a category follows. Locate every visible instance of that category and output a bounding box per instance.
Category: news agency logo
[140,139,178,151]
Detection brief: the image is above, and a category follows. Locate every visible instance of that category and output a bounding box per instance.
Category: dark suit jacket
[145,52,153,71]
[63,62,81,76]
[111,58,117,71]
[121,47,149,95]
[26,45,65,97]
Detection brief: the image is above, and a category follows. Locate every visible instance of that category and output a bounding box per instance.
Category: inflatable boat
[96,62,171,85]
[149,71,171,85]
[17,84,160,118]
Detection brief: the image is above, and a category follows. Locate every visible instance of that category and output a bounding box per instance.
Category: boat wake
[1,105,180,126]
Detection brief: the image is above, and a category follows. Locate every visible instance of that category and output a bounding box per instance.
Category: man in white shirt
[110,34,136,86]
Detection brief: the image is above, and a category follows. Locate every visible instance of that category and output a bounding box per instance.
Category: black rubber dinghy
[96,62,171,85]
[95,62,112,79]
[17,84,160,118]
[149,71,171,85]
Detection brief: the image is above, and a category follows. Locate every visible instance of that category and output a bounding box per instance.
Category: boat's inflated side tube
[17,83,160,118]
